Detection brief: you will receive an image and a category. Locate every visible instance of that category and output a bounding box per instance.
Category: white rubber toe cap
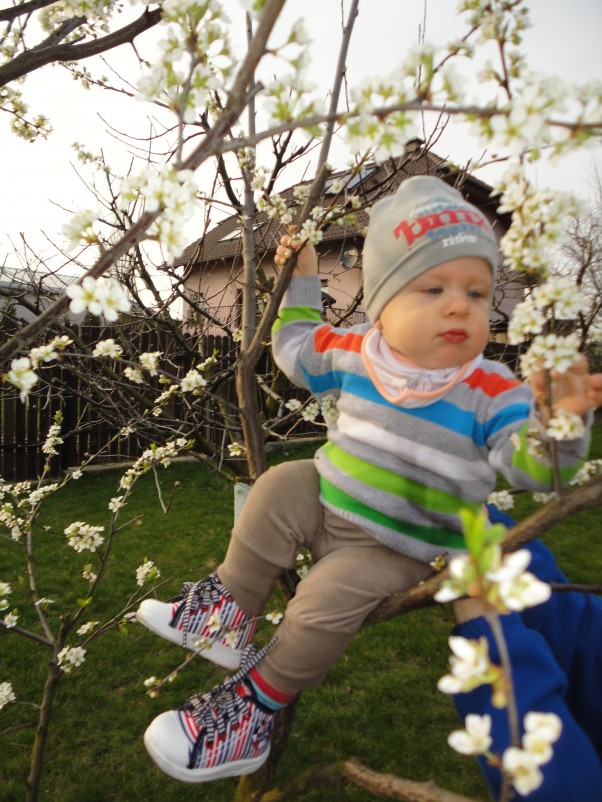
[136,599,184,647]
[144,710,195,782]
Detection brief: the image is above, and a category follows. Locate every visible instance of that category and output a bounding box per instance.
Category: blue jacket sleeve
[451,541,602,802]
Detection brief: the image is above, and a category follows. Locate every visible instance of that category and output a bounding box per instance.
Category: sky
[1,0,601,267]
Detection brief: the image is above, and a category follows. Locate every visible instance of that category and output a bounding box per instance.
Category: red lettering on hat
[393,207,488,247]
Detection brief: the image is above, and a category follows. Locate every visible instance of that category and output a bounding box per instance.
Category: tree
[1,1,602,801]
[555,165,602,357]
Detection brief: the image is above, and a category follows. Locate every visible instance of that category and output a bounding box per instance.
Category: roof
[0,266,73,294]
[177,142,511,270]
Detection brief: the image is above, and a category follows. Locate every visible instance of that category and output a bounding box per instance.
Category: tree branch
[0,8,162,87]
[0,0,287,368]
[365,474,602,625]
[0,0,56,23]
[243,757,481,802]
[343,759,481,802]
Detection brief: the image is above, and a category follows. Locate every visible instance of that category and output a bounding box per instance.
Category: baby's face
[376,257,492,370]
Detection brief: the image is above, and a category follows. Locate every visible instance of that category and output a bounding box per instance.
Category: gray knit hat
[363,176,499,322]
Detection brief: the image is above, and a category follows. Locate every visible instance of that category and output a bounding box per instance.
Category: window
[324,165,377,195]
[218,222,266,242]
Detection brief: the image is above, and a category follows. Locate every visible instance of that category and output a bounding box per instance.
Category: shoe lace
[172,573,232,648]
[184,640,275,748]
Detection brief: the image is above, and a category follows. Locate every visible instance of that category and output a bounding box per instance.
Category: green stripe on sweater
[322,441,481,517]
[272,306,322,334]
[511,422,583,485]
[320,480,466,549]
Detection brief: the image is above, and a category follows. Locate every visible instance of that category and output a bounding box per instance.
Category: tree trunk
[26,659,61,802]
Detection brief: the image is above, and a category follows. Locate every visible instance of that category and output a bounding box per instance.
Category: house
[0,266,76,326]
[178,141,523,341]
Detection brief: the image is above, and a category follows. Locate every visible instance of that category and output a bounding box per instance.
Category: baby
[138,176,602,783]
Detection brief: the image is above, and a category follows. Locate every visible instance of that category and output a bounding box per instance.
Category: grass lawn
[1,428,600,802]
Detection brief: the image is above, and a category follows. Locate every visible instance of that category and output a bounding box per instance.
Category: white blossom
[124,367,144,385]
[266,611,283,625]
[227,442,245,457]
[546,409,585,441]
[502,747,543,796]
[570,459,602,486]
[62,209,99,246]
[108,496,125,513]
[29,341,63,367]
[520,333,582,379]
[139,351,162,375]
[495,167,580,277]
[507,297,546,345]
[487,490,514,511]
[510,432,522,452]
[222,629,239,648]
[66,277,131,322]
[136,559,160,587]
[434,553,474,603]
[486,550,552,612]
[293,184,311,201]
[0,681,16,709]
[7,357,38,402]
[206,612,223,635]
[301,400,321,422]
[180,369,207,392]
[288,18,311,46]
[437,636,492,694]
[35,597,55,608]
[532,490,557,504]
[26,485,58,506]
[523,712,562,764]
[533,277,587,319]
[485,549,531,585]
[320,395,339,427]
[448,714,492,755]
[3,611,18,628]
[448,635,490,679]
[134,0,230,133]
[119,438,189,489]
[298,219,323,246]
[197,355,217,371]
[76,621,98,635]
[93,339,123,358]
[64,521,105,553]
[120,167,202,261]
[57,646,86,674]
[499,570,551,611]
[42,421,63,456]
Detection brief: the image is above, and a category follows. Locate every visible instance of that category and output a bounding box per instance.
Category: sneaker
[136,574,256,670]
[144,645,276,783]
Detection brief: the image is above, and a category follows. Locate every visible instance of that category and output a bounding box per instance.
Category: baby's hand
[531,354,602,422]
[274,225,318,276]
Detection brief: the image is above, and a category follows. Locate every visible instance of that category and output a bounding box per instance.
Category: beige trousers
[218,459,432,694]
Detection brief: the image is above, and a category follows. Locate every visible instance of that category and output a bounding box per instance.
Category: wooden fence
[0,327,242,482]
[0,306,366,483]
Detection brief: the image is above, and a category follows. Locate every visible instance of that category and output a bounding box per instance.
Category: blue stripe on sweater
[302,368,530,446]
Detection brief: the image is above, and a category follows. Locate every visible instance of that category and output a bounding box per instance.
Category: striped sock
[246,666,297,711]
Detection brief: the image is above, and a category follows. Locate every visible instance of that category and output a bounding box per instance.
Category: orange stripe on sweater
[314,326,364,354]
[463,367,521,397]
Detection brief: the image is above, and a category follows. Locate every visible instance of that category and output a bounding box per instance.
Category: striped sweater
[272,276,590,562]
